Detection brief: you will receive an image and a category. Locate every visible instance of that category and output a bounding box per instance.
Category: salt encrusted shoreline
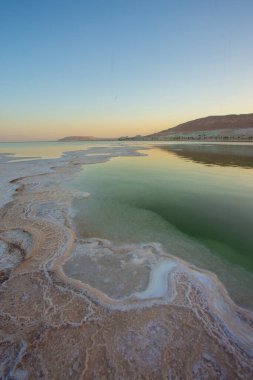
[0,146,253,379]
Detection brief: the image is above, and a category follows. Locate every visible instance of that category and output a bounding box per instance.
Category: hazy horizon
[1,1,253,141]
[1,111,253,143]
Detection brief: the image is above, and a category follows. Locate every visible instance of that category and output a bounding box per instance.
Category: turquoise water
[70,143,253,309]
[2,141,253,308]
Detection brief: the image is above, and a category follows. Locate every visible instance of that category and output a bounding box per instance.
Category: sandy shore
[0,146,253,379]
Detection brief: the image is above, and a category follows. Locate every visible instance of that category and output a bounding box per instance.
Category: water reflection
[160,143,253,169]
[67,144,253,309]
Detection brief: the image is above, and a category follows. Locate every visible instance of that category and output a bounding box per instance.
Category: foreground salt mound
[0,229,33,283]
[62,238,253,356]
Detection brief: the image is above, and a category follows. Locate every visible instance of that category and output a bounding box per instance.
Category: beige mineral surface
[0,147,253,379]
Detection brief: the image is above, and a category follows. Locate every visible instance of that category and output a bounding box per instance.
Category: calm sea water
[0,141,125,158]
[70,143,253,309]
[1,141,253,309]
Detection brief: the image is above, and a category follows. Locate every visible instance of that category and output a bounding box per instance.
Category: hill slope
[147,114,253,140]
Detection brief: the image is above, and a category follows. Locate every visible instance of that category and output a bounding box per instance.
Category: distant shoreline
[1,138,253,143]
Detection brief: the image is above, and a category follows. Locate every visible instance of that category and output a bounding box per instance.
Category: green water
[70,143,253,309]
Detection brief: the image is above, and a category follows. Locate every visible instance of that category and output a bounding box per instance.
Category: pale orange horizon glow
[1,104,253,142]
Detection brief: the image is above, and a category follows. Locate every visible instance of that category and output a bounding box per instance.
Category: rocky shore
[0,146,253,379]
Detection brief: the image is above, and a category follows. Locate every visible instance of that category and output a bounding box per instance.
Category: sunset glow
[1,1,253,140]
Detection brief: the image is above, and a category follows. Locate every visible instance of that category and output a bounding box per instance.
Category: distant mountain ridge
[58,136,97,141]
[58,113,253,142]
[146,113,253,140]
[58,136,118,142]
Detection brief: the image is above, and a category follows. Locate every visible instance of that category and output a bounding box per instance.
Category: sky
[0,0,253,141]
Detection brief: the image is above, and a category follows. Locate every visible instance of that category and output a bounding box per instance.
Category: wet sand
[0,146,253,379]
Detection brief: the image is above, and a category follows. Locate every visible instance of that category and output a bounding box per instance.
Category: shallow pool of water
[70,143,253,309]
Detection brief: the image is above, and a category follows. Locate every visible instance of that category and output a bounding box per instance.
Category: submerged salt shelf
[133,260,177,300]
[63,239,178,301]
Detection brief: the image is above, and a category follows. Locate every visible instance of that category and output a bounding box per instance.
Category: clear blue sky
[0,0,253,140]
